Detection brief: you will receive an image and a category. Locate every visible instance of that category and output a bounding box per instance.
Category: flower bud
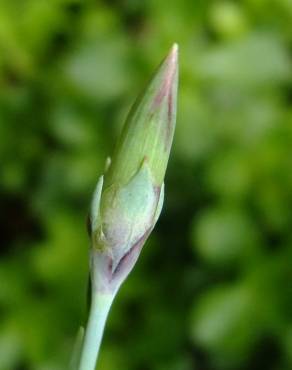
[89,44,178,293]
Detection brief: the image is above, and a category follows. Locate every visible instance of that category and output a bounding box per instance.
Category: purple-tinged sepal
[89,159,164,293]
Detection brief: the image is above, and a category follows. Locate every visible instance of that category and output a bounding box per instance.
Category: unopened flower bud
[89,44,178,293]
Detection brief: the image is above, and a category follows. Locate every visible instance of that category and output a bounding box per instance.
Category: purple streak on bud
[152,43,178,151]
[153,43,178,108]
[110,227,151,283]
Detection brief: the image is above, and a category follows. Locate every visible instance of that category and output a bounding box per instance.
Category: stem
[78,292,115,370]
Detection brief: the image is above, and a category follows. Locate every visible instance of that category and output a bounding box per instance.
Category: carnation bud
[89,44,178,294]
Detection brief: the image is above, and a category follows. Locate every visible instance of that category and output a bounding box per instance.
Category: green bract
[89,44,178,293]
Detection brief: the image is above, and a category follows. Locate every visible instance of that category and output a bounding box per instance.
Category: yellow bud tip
[169,43,179,62]
[166,43,179,75]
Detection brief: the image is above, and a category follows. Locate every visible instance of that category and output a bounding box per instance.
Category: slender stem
[78,292,115,370]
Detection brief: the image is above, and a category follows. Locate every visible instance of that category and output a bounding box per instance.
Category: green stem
[78,292,115,370]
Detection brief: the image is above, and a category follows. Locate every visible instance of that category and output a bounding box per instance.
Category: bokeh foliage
[0,1,292,369]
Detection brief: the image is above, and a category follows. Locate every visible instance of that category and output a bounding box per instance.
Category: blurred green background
[1,1,292,369]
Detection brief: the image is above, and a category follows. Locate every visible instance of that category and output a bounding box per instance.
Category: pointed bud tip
[165,43,179,72]
[170,43,179,60]
[153,43,178,109]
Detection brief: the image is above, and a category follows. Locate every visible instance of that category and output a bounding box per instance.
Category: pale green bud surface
[89,44,178,293]
[106,43,178,187]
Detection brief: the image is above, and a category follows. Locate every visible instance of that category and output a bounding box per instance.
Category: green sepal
[94,159,160,269]
[90,175,104,234]
[154,182,164,225]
